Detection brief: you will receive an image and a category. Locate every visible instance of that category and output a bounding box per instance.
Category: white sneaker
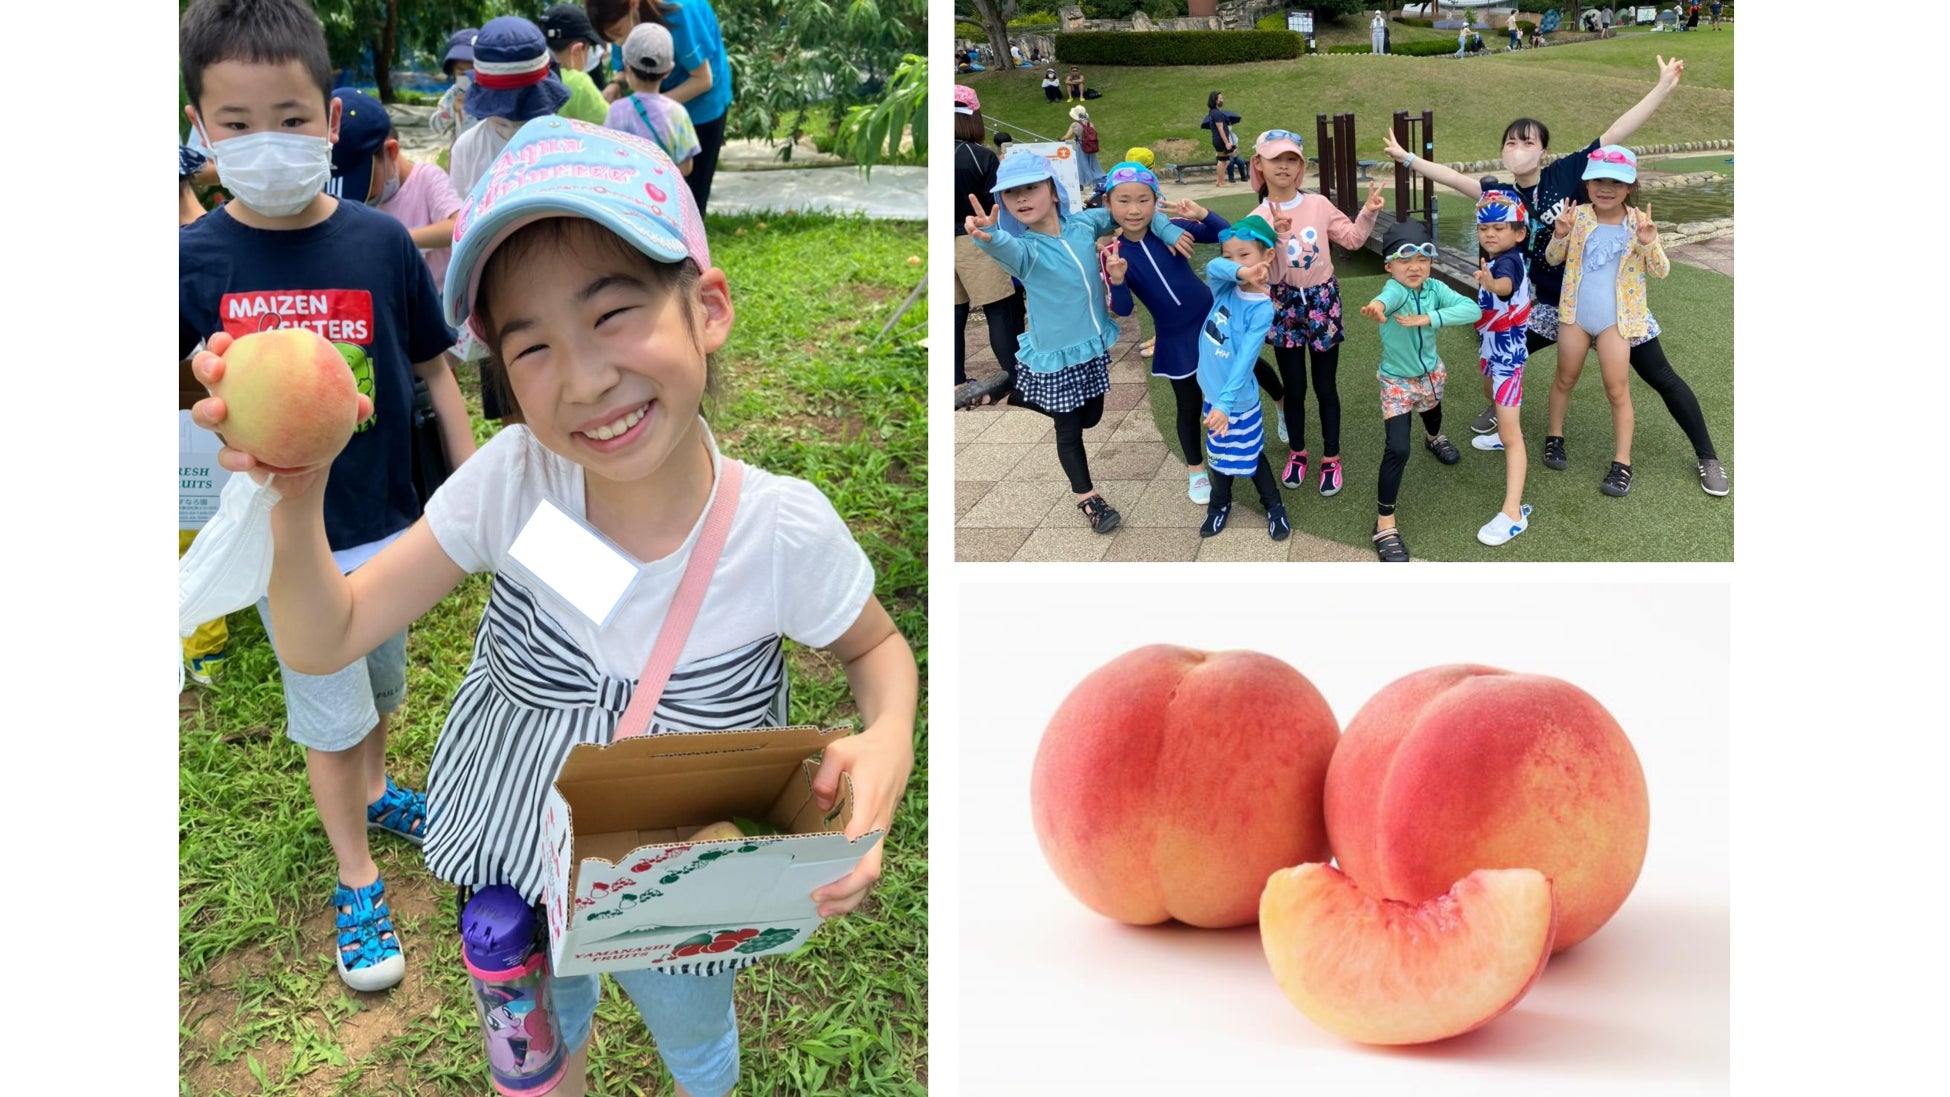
[1477,503,1532,547]
[1188,471,1212,505]
[1472,433,1506,451]
[1276,410,1289,444]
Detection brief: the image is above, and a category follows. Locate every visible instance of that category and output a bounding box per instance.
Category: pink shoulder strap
[612,458,744,740]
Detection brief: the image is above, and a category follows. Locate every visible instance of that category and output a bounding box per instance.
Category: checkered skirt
[1014,353,1112,415]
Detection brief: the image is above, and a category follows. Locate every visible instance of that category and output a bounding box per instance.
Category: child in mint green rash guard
[1359,220,1484,563]
[1191,214,1286,542]
[968,153,1194,534]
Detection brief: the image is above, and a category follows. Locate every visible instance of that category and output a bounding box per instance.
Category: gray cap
[623,23,674,76]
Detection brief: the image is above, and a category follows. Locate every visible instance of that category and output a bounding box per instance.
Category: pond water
[1438,173,1735,253]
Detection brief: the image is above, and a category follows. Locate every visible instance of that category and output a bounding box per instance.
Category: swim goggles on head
[1383,241,1439,261]
[1255,129,1306,150]
[1219,225,1275,248]
[1102,163,1160,193]
[1588,148,1635,164]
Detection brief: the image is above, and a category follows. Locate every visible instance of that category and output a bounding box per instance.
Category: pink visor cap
[1247,128,1307,193]
[445,116,711,341]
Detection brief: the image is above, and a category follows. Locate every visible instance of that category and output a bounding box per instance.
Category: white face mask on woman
[206,129,333,217]
[580,42,604,71]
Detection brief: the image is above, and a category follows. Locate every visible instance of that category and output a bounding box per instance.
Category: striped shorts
[1203,402,1266,477]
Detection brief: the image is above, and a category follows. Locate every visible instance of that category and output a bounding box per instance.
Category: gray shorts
[255,598,408,752]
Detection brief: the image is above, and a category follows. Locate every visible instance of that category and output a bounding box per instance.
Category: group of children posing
[967,60,1720,560]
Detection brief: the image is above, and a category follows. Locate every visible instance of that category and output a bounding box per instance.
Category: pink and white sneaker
[1281,450,1310,490]
[1318,457,1344,497]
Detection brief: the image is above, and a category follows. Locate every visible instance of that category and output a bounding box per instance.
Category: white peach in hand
[209,328,360,471]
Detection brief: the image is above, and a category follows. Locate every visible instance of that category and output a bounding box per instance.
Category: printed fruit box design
[541,724,882,977]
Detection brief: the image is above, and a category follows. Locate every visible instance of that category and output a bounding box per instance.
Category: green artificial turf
[967,29,1732,166]
[1143,190,1732,561]
[180,211,928,1095]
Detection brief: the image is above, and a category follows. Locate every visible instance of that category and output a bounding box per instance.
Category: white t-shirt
[425,421,874,682]
[417,421,876,900]
[449,116,521,205]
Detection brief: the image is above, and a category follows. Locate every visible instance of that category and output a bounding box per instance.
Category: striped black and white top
[420,423,876,904]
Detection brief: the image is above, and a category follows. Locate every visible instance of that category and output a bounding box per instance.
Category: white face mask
[581,43,603,72]
[376,159,401,205]
[206,129,333,217]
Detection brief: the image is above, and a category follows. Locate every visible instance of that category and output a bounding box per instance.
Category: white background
[958,581,1728,1094]
[20,2,1946,1088]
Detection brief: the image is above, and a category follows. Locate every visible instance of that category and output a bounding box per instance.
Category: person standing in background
[587,0,733,213]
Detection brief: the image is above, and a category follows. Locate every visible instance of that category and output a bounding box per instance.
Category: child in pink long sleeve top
[1247,129,1384,498]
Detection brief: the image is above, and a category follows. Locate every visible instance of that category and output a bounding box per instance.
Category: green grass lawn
[1142,190,1732,561]
[968,27,1732,165]
[179,212,928,1095]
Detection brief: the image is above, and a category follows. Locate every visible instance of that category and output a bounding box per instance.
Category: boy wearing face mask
[178,0,475,993]
[330,89,464,295]
[538,3,611,124]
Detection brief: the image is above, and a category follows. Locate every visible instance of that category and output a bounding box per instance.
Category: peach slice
[1259,863,1555,1045]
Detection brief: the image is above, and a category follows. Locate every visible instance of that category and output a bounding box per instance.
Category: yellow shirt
[1544,204,1669,341]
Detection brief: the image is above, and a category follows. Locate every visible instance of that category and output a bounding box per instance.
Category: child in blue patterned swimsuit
[969,153,1192,533]
[190,118,918,1097]
[1192,214,1286,541]
[1469,188,1536,546]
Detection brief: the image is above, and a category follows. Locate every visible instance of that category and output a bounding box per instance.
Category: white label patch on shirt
[505,498,640,628]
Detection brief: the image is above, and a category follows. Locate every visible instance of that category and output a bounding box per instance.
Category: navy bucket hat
[466,17,570,122]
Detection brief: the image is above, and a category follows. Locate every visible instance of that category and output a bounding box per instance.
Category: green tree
[833,54,925,172]
[719,0,927,158]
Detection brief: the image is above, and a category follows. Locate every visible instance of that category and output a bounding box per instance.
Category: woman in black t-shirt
[1380,55,1729,497]
[1205,91,1239,189]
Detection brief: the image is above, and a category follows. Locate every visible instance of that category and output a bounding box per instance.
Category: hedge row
[1053,29,1301,66]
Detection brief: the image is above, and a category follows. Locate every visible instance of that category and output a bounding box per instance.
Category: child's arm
[407,219,458,250]
[190,335,467,674]
[1473,255,1516,299]
[416,350,477,465]
[1600,55,1686,148]
[1632,204,1670,278]
[1426,282,1488,329]
[1359,281,1407,324]
[1069,207,1189,253]
[1168,200,1229,244]
[1326,181,1386,249]
[1103,240,1134,317]
[1379,128,1483,200]
[1544,203,1580,266]
[966,194,1029,275]
[807,596,918,917]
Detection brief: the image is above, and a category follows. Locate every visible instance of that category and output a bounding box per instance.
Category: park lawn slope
[966,30,1731,167]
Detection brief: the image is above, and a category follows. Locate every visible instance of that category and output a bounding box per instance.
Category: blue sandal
[367,777,427,846]
[333,877,405,991]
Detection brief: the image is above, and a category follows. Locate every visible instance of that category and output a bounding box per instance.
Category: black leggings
[1273,343,1341,456]
[1210,453,1281,510]
[686,114,727,217]
[1378,405,1445,516]
[1168,376,1204,467]
[955,293,1025,387]
[1022,394,1107,494]
[1528,330,1718,461]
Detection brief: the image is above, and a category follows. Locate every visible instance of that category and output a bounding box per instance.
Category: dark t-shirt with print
[179,200,456,551]
[1509,137,1602,308]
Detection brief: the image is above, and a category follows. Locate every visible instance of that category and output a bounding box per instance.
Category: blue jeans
[550,965,740,1097]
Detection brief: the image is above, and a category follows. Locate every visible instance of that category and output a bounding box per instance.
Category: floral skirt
[1268,277,1346,352]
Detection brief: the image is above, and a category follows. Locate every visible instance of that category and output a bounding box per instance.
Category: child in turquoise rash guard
[1359,220,1483,563]
[967,153,1192,534]
[1192,214,1286,542]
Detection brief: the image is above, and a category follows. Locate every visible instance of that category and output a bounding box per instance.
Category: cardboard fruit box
[541,724,882,977]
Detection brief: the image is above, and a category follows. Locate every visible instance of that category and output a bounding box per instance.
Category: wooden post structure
[1315,112,1334,207]
[1392,108,1437,234]
[1333,112,1358,218]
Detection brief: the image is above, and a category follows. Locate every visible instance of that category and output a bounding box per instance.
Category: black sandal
[1599,460,1633,497]
[1078,494,1122,534]
[1372,525,1410,563]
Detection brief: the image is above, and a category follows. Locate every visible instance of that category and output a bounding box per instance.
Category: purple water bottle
[461,885,566,1095]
